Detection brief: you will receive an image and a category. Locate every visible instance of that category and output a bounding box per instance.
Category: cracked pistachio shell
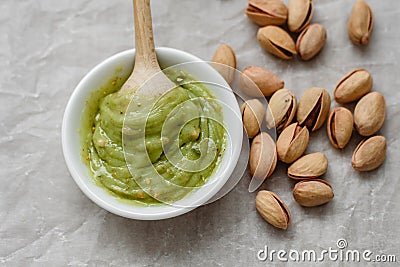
[354,92,386,136]
[211,44,237,84]
[241,99,265,138]
[288,0,314,33]
[246,0,288,26]
[327,107,354,149]
[293,179,334,207]
[257,26,297,60]
[334,69,372,104]
[288,152,328,180]
[266,89,297,132]
[352,135,386,171]
[256,190,291,230]
[296,23,327,61]
[297,87,331,132]
[276,122,309,163]
[249,132,277,180]
[239,66,284,97]
[348,0,374,45]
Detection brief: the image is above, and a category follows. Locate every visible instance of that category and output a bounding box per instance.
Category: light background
[0,0,399,266]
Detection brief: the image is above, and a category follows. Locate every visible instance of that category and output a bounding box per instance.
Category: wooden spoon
[119,0,174,96]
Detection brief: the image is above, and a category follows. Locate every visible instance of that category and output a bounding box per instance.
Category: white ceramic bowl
[62,47,242,220]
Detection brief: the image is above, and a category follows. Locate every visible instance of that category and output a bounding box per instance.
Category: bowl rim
[62,47,242,220]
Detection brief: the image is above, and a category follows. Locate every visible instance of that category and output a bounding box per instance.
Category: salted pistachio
[249,132,277,180]
[288,152,328,180]
[256,190,291,230]
[276,122,309,163]
[352,135,386,171]
[348,0,374,45]
[334,69,372,104]
[257,26,297,60]
[293,179,334,207]
[238,66,284,97]
[296,23,327,61]
[297,87,331,132]
[266,89,297,132]
[241,99,265,138]
[211,44,237,84]
[245,0,288,26]
[354,92,386,136]
[288,0,314,33]
[327,107,354,149]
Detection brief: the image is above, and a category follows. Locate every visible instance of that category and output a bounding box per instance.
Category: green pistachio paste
[80,68,226,205]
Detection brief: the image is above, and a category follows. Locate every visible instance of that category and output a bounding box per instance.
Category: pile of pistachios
[211,0,384,230]
[239,70,385,230]
[246,0,373,61]
[249,68,386,230]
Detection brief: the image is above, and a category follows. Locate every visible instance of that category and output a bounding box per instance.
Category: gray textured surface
[1,0,399,266]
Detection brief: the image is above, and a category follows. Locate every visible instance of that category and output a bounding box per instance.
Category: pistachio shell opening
[266,89,297,132]
[297,87,331,132]
[327,107,354,149]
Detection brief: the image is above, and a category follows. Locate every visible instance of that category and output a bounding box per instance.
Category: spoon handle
[133,0,160,73]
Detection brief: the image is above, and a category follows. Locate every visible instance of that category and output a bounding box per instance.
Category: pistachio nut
[288,0,314,33]
[352,135,386,172]
[257,26,297,60]
[293,179,334,207]
[241,99,265,138]
[276,122,309,163]
[249,132,277,179]
[296,23,327,61]
[238,66,284,97]
[256,190,291,230]
[288,152,328,180]
[297,87,331,132]
[334,69,372,104]
[211,44,237,84]
[348,0,374,45]
[266,89,297,132]
[327,107,354,149]
[245,0,288,27]
[354,92,386,136]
